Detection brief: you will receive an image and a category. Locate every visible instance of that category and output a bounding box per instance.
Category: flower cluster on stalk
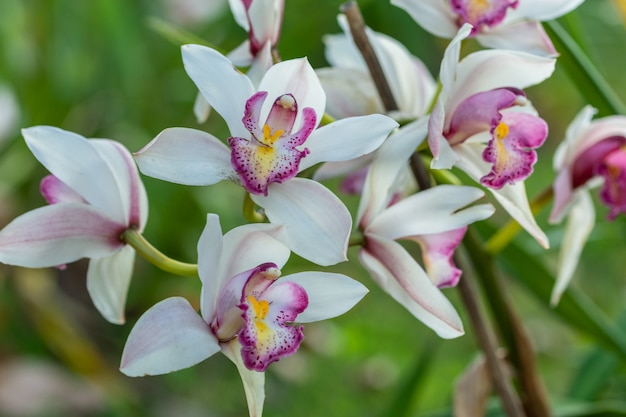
[4,0,618,416]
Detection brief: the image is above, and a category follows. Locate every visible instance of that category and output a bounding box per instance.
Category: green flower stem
[122,228,198,276]
[545,20,626,116]
[146,17,223,51]
[320,112,336,126]
[243,193,267,223]
[484,186,554,254]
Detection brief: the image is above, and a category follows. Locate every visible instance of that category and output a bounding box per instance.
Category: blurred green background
[1,0,626,416]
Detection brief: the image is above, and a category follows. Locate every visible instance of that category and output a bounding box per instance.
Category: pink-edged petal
[121,297,219,376]
[391,0,459,38]
[22,126,127,225]
[257,58,325,130]
[182,44,255,138]
[454,142,549,248]
[448,49,555,116]
[550,166,574,224]
[238,280,307,371]
[480,111,548,189]
[221,339,266,417]
[247,0,283,51]
[446,88,521,145]
[298,114,398,171]
[40,175,85,205]
[553,106,596,170]
[477,21,557,57]
[0,203,123,268]
[86,245,135,324]
[252,178,351,266]
[551,189,594,305]
[409,228,467,288]
[281,271,368,323]
[317,67,384,118]
[91,139,148,230]
[358,118,429,226]
[242,91,267,139]
[368,185,494,239]
[360,234,464,339]
[134,127,234,186]
[597,148,626,219]
[514,0,584,21]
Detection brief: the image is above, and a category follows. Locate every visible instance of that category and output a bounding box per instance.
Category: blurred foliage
[0,0,625,416]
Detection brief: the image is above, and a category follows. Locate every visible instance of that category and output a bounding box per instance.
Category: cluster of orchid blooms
[1,0,625,415]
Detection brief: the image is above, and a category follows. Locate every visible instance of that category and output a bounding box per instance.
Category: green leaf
[495,238,626,360]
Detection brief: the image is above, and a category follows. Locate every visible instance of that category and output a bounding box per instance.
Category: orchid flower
[121,214,368,417]
[194,0,283,121]
[0,126,148,324]
[392,0,584,56]
[549,106,626,304]
[135,45,398,266]
[356,118,495,338]
[428,24,555,248]
[317,15,437,121]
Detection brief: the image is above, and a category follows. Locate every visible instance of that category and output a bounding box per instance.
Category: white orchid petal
[252,179,351,266]
[221,339,265,417]
[0,204,123,268]
[257,58,326,128]
[120,297,219,377]
[228,0,250,30]
[360,234,464,339]
[551,190,595,305]
[182,45,255,138]
[317,67,383,119]
[193,92,212,124]
[357,117,428,226]
[22,126,127,224]
[197,214,225,321]
[449,49,555,114]
[86,245,135,324]
[515,0,584,21]
[477,21,556,57]
[134,127,234,186]
[282,272,369,323]
[369,185,494,239]
[440,25,473,94]
[298,114,398,171]
[391,0,459,38]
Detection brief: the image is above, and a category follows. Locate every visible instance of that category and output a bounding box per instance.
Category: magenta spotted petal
[450,0,518,34]
[229,92,315,195]
[480,112,548,189]
[238,280,308,371]
[597,147,626,220]
[410,227,467,289]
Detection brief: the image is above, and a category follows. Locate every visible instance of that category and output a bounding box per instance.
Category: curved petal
[221,339,266,417]
[368,185,494,239]
[252,178,351,266]
[0,204,123,268]
[193,91,211,124]
[455,142,549,248]
[182,45,255,138]
[86,245,135,324]
[197,214,224,322]
[40,175,85,204]
[477,21,556,57]
[22,126,127,224]
[228,0,249,30]
[134,127,234,186]
[91,140,149,230]
[357,117,428,226]
[257,58,326,130]
[359,234,464,339]
[448,50,555,117]
[298,114,398,171]
[121,297,219,377]
[391,0,459,38]
[281,271,369,323]
[317,67,383,119]
[514,0,584,21]
[551,189,594,305]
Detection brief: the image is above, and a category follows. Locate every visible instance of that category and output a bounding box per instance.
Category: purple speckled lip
[450,0,518,34]
[229,91,315,196]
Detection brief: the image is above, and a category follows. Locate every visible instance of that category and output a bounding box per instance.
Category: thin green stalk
[122,228,198,276]
[243,193,266,223]
[545,20,626,116]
